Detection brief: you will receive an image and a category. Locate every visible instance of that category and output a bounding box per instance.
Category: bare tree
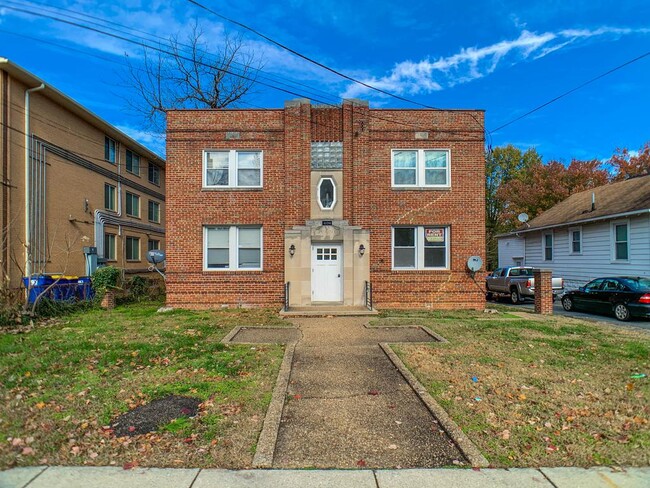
[124,23,264,132]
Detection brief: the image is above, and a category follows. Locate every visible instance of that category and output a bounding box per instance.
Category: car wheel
[614,303,631,322]
[562,296,574,311]
[486,291,493,300]
[510,288,520,304]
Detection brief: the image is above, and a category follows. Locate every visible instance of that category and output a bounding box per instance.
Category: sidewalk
[2,466,649,487]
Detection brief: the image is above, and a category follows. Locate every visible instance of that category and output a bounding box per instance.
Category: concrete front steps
[280,306,378,317]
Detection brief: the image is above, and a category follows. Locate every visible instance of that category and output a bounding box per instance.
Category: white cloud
[341,26,650,98]
[116,124,165,157]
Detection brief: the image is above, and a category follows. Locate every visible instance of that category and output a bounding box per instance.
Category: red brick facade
[166,99,486,310]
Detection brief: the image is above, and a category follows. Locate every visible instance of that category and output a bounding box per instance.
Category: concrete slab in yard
[0,466,47,488]
[375,468,552,487]
[193,469,377,488]
[540,467,650,488]
[26,466,199,488]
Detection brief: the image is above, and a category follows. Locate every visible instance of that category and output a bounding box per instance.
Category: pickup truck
[486,266,564,304]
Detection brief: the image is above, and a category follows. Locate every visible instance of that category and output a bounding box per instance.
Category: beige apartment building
[0,58,165,287]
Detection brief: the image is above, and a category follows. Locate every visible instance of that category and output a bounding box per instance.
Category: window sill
[201,187,264,191]
[126,170,141,178]
[148,219,161,224]
[391,268,450,272]
[391,186,451,191]
[126,259,141,263]
[148,180,161,187]
[126,214,141,220]
[203,269,264,273]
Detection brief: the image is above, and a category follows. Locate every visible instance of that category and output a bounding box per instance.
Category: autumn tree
[485,145,541,268]
[609,142,650,181]
[125,23,264,132]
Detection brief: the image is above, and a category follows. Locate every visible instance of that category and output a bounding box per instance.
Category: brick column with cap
[533,269,553,315]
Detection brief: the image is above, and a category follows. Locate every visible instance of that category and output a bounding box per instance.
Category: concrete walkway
[2,465,649,487]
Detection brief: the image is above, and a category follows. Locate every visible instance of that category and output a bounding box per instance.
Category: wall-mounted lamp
[358,244,366,256]
[289,244,296,257]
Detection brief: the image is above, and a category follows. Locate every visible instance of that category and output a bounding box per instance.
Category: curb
[252,342,296,468]
[380,343,490,468]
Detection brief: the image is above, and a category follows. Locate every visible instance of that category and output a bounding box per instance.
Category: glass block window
[311,142,343,169]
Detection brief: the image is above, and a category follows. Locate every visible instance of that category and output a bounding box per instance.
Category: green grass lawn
[380,310,650,468]
[0,304,286,469]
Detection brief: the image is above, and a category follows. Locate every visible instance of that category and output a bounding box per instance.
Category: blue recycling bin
[77,277,94,300]
[22,275,54,303]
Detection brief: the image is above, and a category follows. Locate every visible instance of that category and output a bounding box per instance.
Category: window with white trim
[104,233,116,261]
[126,150,140,175]
[543,233,553,261]
[392,226,449,269]
[612,221,629,261]
[203,150,262,188]
[148,200,160,223]
[126,192,140,218]
[148,163,161,185]
[104,136,116,163]
[569,227,582,254]
[148,239,160,251]
[392,149,450,188]
[104,183,116,211]
[317,177,336,210]
[204,226,262,270]
[126,236,140,261]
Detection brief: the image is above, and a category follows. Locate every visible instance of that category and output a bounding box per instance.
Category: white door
[311,244,342,302]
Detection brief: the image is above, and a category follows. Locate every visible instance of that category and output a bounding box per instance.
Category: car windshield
[620,278,650,291]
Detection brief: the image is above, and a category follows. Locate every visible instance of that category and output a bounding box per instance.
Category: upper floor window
[392,149,450,188]
[126,150,140,175]
[392,226,449,270]
[105,136,116,163]
[148,163,161,185]
[104,183,116,211]
[126,192,140,218]
[148,239,160,251]
[612,221,629,261]
[203,150,262,188]
[104,233,116,261]
[148,200,160,223]
[126,236,140,261]
[543,233,553,261]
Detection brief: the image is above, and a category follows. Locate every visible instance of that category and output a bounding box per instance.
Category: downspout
[24,82,45,277]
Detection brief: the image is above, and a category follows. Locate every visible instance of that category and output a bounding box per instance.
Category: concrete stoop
[280,306,378,317]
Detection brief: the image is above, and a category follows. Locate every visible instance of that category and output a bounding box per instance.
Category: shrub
[92,266,121,295]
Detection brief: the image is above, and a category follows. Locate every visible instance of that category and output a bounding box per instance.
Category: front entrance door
[311,244,342,302]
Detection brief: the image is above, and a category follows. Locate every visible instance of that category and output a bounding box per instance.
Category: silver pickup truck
[486,266,564,304]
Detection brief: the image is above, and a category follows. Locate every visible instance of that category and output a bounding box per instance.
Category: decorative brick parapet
[533,269,553,315]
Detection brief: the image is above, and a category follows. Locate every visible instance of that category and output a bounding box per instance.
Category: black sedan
[561,277,650,321]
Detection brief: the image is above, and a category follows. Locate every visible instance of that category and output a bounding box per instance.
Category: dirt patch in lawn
[111,395,201,437]
[378,312,650,468]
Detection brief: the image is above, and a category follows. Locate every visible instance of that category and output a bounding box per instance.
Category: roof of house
[0,58,165,166]
[510,174,650,234]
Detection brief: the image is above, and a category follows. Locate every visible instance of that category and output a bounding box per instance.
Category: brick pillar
[101,290,115,310]
[533,269,553,315]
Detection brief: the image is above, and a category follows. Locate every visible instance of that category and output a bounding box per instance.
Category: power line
[490,50,650,134]
[184,0,488,134]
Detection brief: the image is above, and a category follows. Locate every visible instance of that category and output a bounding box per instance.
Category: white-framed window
[543,232,553,261]
[104,233,116,261]
[391,149,450,188]
[126,150,140,175]
[203,150,262,188]
[317,177,336,210]
[611,220,629,261]
[204,225,262,270]
[569,227,582,255]
[148,239,160,251]
[104,183,116,211]
[104,136,116,163]
[126,236,140,261]
[148,200,160,223]
[392,226,449,270]
[126,192,140,218]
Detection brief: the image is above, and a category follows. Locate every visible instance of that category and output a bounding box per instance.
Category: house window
[126,236,140,261]
[104,136,116,163]
[612,221,629,261]
[104,233,116,261]
[148,200,160,223]
[203,150,262,188]
[392,149,450,188]
[392,226,449,270]
[126,192,140,218]
[148,239,160,251]
[126,150,140,175]
[204,226,262,270]
[543,233,553,261]
[570,227,582,254]
[317,177,336,210]
[104,183,116,211]
[148,163,161,185]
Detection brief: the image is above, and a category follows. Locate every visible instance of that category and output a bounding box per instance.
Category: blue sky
[1,0,649,160]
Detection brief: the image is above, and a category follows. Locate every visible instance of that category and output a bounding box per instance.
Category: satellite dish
[467,256,483,273]
[518,213,529,223]
[147,249,166,265]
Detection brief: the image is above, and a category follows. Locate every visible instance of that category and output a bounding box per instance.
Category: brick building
[166,98,485,310]
[0,59,165,286]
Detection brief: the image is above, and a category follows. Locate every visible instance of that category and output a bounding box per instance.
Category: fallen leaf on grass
[123,462,138,470]
[35,402,45,409]
[368,390,380,396]
[21,447,34,456]
[356,459,367,467]
[500,429,510,440]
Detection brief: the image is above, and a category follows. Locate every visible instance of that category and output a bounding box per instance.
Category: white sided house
[497,175,650,290]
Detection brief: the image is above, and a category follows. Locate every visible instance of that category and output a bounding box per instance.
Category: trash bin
[77,277,94,300]
[22,275,54,303]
